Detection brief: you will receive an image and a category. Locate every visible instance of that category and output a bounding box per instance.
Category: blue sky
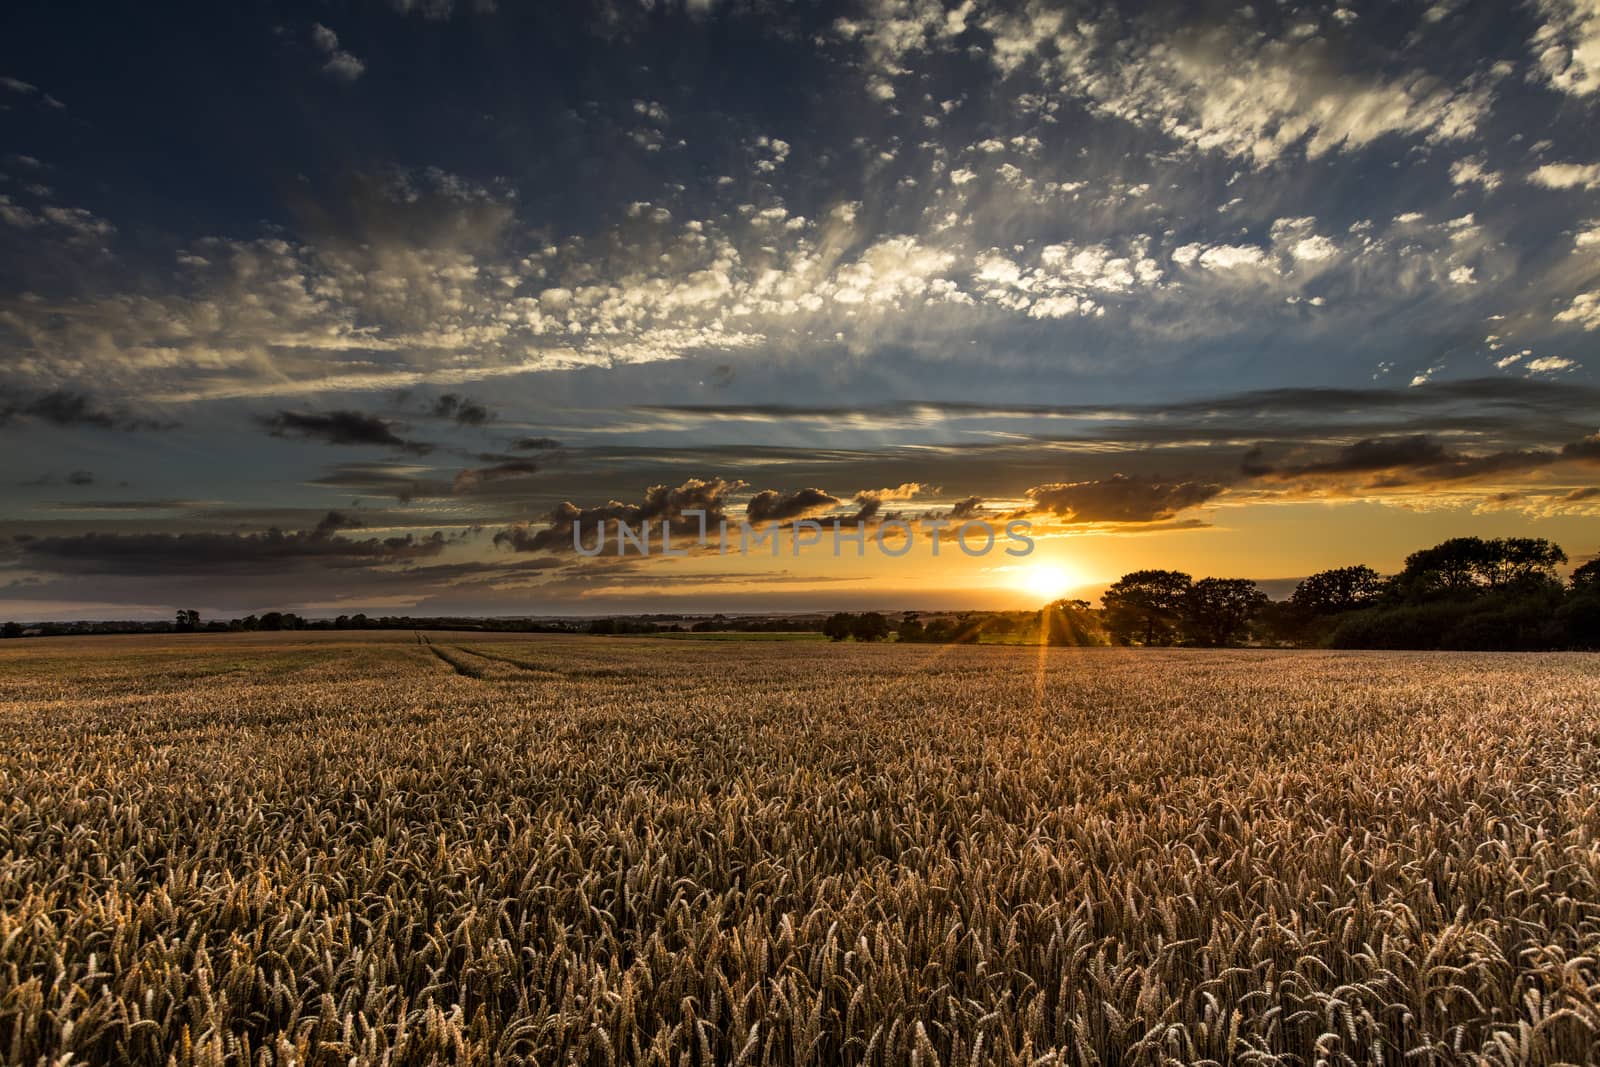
[2,0,1598,618]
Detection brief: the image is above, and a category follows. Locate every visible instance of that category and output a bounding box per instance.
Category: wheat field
[1,633,1597,1065]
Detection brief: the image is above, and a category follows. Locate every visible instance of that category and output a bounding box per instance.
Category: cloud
[0,390,174,432]
[976,8,1491,166]
[1530,162,1600,189]
[1449,157,1502,192]
[13,513,451,577]
[1556,291,1600,330]
[1529,0,1600,96]
[744,487,841,523]
[258,410,433,454]
[453,459,538,493]
[307,462,451,503]
[945,495,984,520]
[494,477,741,552]
[311,23,366,81]
[430,393,492,425]
[1026,475,1225,524]
[1241,434,1600,490]
[512,436,562,451]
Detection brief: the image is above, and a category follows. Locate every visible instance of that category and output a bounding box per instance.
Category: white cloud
[834,0,974,85]
[1530,162,1600,189]
[1529,0,1600,96]
[1010,19,1488,165]
[1556,290,1600,329]
[1525,355,1579,372]
[1174,243,1270,271]
[311,23,366,81]
[829,236,955,305]
[1449,157,1502,192]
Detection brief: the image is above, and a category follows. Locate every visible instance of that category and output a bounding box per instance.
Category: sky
[1,0,1598,620]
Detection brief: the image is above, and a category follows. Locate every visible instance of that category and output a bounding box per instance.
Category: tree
[1044,599,1102,645]
[1570,557,1600,593]
[1,621,22,639]
[1101,570,1192,645]
[1183,578,1268,647]
[1396,537,1495,597]
[896,613,925,642]
[1290,565,1384,616]
[1488,538,1567,587]
[850,612,890,642]
[1396,536,1566,599]
[174,609,201,632]
[823,612,855,641]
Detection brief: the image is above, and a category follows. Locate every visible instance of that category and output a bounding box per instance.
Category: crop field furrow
[0,633,1598,1066]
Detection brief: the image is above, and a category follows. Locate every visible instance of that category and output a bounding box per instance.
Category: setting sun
[1016,562,1078,603]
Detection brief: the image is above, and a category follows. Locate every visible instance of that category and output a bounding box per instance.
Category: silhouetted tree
[896,613,925,642]
[1044,599,1103,645]
[1102,569,1192,645]
[823,613,855,641]
[1489,537,1568,587]
[1394,536,1566,599]
[1,621,22,639]
[1290,565,1384,616]
[1182,578,1268,647]
[174,609,201,632]
[851,612,890,642]
[1571,557,1600,593]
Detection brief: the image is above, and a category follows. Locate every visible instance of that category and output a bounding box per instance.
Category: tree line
[819,536,1600,650]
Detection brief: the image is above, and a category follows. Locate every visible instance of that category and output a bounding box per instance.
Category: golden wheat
[0,633,1597,1065]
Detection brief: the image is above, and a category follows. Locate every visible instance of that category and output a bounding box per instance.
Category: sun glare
[1017,563,1076,602]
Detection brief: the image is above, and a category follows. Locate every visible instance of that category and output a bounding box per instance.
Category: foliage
[1182,577,1269,648]
[849,612,891,642]
[1305,538,1595,650]
[823,612,855,641]
[1101,569,1191,646]
[1041,599,1104,646]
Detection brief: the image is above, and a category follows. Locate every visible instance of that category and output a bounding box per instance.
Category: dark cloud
[307,463,452,504]
[431,393,492,426]
[1027,476,1226,524]
[258,410,433,454]
[744,487,840,523]
[512,436,562,451]
[0,390,174,432]
[947,496,984,520]
[637,380,1600,451]
[65,470,94,486]
[14,512,452,576]
[1244,433,1600,489]
[494,477,741,553]
[453,459,539,493]
[638,379,1600,424]
[1243,436,1451,476]
[1564,435,1600,462]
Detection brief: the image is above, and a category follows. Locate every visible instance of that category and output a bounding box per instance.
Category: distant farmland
[1,633,1597,1064]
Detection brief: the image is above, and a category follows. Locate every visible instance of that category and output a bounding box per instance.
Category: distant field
[644,630,828,641]
[1,633,1598,1065]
